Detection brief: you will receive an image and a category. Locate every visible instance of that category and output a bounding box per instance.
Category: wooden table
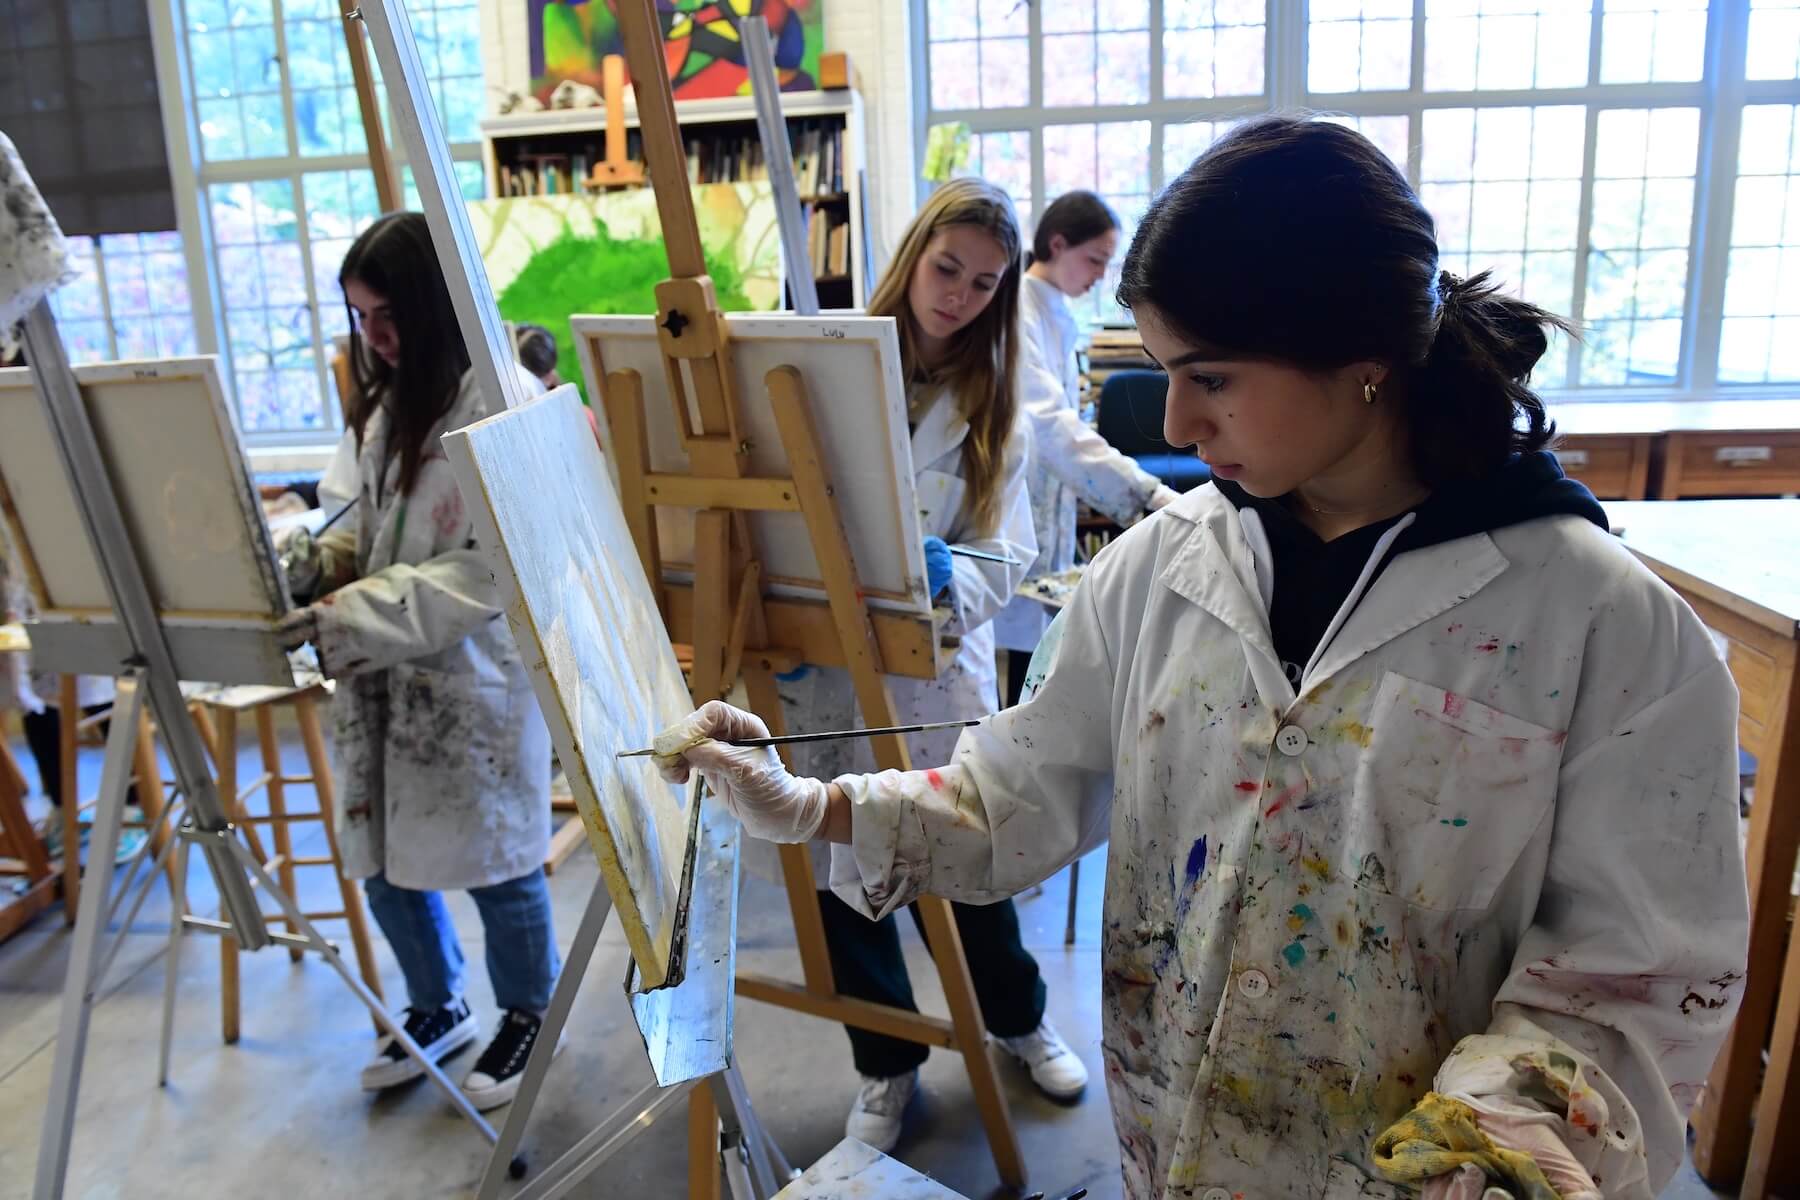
[1605,500,1800,1196]
[1553,400,1800,499]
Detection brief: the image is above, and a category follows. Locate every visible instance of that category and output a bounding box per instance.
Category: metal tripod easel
[17,298,500,1200]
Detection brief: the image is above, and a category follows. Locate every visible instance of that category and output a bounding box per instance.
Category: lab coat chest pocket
[386,661,517,791]
[1349,671,1561,912]
[915,468,965,537]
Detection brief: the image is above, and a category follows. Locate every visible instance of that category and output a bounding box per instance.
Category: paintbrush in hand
[617,717,980,758]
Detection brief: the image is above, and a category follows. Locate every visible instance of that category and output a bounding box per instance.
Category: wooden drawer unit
[1550,434,1653,499]
[1661,429,1800,498]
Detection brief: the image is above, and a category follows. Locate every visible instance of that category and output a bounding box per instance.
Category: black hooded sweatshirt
[1214,450,1609,689]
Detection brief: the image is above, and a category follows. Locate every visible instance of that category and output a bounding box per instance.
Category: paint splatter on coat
[830,483,1748,1198]
[312,365,552,890]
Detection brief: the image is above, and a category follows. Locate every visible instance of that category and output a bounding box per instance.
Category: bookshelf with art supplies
[482,90,870,309]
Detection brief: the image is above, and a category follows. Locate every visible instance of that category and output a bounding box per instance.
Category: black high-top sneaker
[360,998,478,1091]
[461,1008,568,1111]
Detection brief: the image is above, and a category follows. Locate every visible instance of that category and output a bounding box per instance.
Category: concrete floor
[0,713,1735,1199]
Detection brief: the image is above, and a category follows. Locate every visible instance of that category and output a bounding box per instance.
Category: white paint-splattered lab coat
[312,364,551,891]
[994,273,1166,653]
[775,384,1036,881]
[831,482,1749,1198]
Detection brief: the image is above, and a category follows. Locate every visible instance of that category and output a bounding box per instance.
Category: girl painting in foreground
[652,118,1749,1198]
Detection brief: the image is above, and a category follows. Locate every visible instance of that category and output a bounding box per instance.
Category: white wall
[477,0,917,270]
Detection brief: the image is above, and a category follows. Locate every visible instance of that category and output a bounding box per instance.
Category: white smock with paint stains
[995,274,1165,654]
[312,364,552,891]
[829,482,1748,1199]
[772,383,1035,883]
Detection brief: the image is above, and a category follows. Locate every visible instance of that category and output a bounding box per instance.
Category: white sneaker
[996,1018,1088,1100]
[844,1070,918,1153]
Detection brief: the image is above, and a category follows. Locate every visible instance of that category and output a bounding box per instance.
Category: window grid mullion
[1149,0,1164,195]
[91,239,119,360]
[1685,0,1753,392]
[1567,103,1604,388]
[270,0,300,160]
[1028,0,1045,229]
[1407,0,1427,189]
[289,171,336,433]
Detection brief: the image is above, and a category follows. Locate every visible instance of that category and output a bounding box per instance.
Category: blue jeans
[363,868,560,1015]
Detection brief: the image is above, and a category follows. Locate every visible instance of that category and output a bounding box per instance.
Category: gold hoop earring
[1363,381,1377,405]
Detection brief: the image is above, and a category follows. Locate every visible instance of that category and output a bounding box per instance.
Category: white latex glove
[1148,484,1181,511]
[280,525,323,602]
[1423,1164,1509,1200]
[1437,1093,1602,1200]
[652,700,829,843]
[277,606,318,651]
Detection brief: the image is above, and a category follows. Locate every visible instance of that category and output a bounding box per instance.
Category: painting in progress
[443,385,693,990]
[530,0,823,104]
[468,185,782,400]
[0,359,294,685]
[572,313,933,616]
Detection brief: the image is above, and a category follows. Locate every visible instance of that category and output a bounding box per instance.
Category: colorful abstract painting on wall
[530,1,823,105]
[467,183,782,399]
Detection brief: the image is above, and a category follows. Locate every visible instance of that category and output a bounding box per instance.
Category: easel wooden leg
[689,1085,724,1200]
[916,898,1025,1188]
[692,510,733,702]
[1731,645,1800,1196]
[211,706,244,1045]
[742,666,837,995]
[59,676,79,923]
[132,706,173,890]
[1694,642,1800,1188]
[256,705,304,962]
[295,693,385,1009]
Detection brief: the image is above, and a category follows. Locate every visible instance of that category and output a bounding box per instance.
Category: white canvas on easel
[572,313,934,616]
[0,358,294,687]
[444,384,694,991]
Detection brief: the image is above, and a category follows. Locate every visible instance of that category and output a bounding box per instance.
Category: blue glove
[923,536,954,597]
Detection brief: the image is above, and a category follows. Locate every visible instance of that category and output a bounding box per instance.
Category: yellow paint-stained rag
[1372,1093,1563,1200]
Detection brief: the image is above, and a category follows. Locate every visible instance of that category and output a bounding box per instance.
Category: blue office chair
[1096,369,1212,492]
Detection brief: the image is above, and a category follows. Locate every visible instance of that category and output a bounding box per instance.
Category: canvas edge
[439,395,677,990]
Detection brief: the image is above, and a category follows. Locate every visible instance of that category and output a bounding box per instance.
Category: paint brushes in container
[617,717,981,759]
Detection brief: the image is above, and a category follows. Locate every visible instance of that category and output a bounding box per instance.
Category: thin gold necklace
[1295,485,1429,517]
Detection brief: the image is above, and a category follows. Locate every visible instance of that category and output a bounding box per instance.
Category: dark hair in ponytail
[340,212,470,498]
[1029,190,1120,266]
[1116,115,1565,487]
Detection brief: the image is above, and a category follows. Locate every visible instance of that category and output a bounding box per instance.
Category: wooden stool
[56,676,173,923]
[0,730,56,941]
[186,683,384,1043]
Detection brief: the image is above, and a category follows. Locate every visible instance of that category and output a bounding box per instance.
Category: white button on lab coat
[831,483,1748,1198]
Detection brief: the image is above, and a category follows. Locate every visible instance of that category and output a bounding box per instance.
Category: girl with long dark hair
[282,212,562,1112]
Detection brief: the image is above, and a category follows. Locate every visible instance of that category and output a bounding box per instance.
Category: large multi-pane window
[921,1,1800,396]
[180,0,483,437]
[48,234,202,366]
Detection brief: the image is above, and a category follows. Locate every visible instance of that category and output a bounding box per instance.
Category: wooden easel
[596,1,1024,1188]
[589,55,646,190]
